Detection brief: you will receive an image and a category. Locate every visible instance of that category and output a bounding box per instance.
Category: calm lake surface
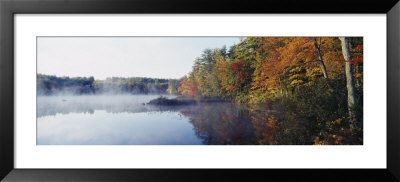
[37,95,297,145]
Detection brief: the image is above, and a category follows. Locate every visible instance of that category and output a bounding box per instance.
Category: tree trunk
[355,63,360,87]
[313,38,337,98]
[313,38,329,79]
[283,74,288,98]
[339,37,357,128]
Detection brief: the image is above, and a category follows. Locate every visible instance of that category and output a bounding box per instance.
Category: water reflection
[37,95,308,145]
[179,103,306,145]
[180,104,256,144]
[37,95,178,117]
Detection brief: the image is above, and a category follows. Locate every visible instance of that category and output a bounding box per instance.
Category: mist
[37,94,180,118]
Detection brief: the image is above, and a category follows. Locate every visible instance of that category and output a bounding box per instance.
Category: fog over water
[37,94,178,117]
[37,94,290,145]
[37,94,205,145]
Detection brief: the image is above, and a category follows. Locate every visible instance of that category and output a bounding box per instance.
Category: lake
[37,95,306,145]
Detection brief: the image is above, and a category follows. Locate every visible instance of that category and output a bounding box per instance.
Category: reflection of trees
[180,103,258,145]
[180,103,311,145]
[38,95,347,144]
[252,114,280,145]
[181,101,361,145]
[250,105,312,145]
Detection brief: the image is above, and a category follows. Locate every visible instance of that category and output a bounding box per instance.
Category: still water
[37,95,291,145]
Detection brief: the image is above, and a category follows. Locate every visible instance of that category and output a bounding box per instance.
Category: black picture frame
[1,0,399,181]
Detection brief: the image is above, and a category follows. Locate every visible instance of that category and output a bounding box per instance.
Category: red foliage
[178,79,198,97]
[190,83,198,96]
[355,45,363,51]
[229,60,250,91]
[350,56,363,64]
[230,61,243,73]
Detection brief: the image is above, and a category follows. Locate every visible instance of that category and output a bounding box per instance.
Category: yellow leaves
[313,116,363,145]
[314,134,344,145]
[268,87,279,94]
[332,135,344,145]
[267,115,278,130]
[331,118,342,125]
[289,74,302,81]
[289,79,304,87]
[314,136,320,145]
[314,136,327,145]
[289,66,303,73]
[287,66,316,88]
[354,73,362,78]
[287,66,325,89]
[306,67,322,78]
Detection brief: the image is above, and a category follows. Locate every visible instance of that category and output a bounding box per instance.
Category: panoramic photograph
[37,37,363,145]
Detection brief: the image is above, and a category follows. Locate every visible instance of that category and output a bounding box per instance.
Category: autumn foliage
[177,37,363,145]
[178,37,362,102]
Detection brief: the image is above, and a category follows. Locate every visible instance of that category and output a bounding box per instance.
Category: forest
[37,74,180,95]
[37,37,363,145]
[177,37,363,144]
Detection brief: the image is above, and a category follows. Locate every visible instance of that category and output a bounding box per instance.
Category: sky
[37,37,241,80]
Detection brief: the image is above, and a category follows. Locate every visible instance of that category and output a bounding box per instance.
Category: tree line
[177,37,363,144]
[37,74,180,95]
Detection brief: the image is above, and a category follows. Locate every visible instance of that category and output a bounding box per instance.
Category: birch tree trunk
[313,37,337,97]
[339,37,357,128]
[313,38,329,79]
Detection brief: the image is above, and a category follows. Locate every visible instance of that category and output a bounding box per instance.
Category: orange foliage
[177,78,198,97]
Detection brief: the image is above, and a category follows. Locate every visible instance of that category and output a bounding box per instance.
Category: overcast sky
[37,37,240,80]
